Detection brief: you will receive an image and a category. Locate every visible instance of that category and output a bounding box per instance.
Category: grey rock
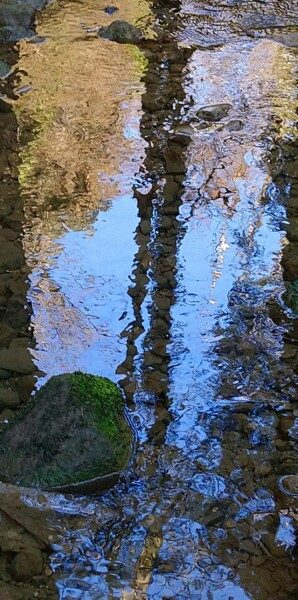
[196,103,232,122]
[98,20,143,44]
[0,348,35,374]
[227,119,243,131]
[0,0,47,42]
[104,6,119,15]
[0,388,19,409]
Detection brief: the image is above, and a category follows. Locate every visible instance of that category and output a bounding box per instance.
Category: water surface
[13,0,298,597]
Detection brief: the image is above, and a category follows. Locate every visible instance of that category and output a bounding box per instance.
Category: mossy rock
[0,373,134,492]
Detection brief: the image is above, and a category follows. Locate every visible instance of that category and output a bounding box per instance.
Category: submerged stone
[98,20,144,44]
[104,6,119,15]
[278,475,298,497]
[196,103,232,122]
[0,60,11,79]
[0,373,133,491]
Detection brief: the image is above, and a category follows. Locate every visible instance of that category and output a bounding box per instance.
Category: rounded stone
[0,373,133,491]
[98,20,143,44]
[11,549,43,581]
[278,474,298,497]
[195,103,232,122]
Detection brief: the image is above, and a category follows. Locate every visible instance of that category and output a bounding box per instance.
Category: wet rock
[140,219,151,235]
[0,59,10,79]
[0,584,23,600]
[142,92,166,112]
[11,548,43,581]
[236,450,249,467]
[0,240,24,273]
[4,294,30,328]
[0,348,35,375]
[0,324,16,348]
[263,533,287,559]
[0,0,47,42]
[0,201,12,220]
[0,483,53,548]
[0,388,20,409]
[282,243,298,280]
[164,145,185,174]
[285,219,298,242]
[0,373,133,490]
[227,119,243,131]
[0,369,13,380]
[255,463,272,476]
[195,103,232,122]
[201,508,224,527]
[3,210,23,232]
[283,158,298,179]
[278,415,293,436]
[0,228,19,242]
[9,338,30,349]
[282,344,297,360]
[170,63,184,73]
[104,6,119,15]
[14,375,35,403]
[278,474,298,497]
[98,20,143,44]
[173,124,194,144]
[239,539,260,556]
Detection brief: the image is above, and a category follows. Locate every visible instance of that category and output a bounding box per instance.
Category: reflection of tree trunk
[114,4,194,594]
[118,18,193,429]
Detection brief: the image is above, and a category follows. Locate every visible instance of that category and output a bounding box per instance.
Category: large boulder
[0,373,133,492]
[98,20,144,44]
[0,0,47,42]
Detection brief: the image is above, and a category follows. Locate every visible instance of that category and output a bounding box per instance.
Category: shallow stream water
[2,0,298,597]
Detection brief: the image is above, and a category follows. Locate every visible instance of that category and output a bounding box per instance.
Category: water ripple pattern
[13,0,298,597]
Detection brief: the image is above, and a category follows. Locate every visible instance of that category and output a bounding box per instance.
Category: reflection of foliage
[285,280,298,313]
[18,103,55,191]
[14,0,148,238]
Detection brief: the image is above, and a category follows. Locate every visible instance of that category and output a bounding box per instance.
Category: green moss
[0,372,133,489]
[69,372,123,439]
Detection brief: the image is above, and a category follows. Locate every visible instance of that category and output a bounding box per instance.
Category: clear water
[13,0,298,597]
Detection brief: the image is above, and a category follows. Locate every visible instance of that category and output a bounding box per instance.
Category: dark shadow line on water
[116,3,194,449]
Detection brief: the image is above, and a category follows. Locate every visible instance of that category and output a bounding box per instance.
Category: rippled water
[12,0,298,597]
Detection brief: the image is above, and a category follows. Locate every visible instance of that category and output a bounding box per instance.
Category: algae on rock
[0,372,133,489]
